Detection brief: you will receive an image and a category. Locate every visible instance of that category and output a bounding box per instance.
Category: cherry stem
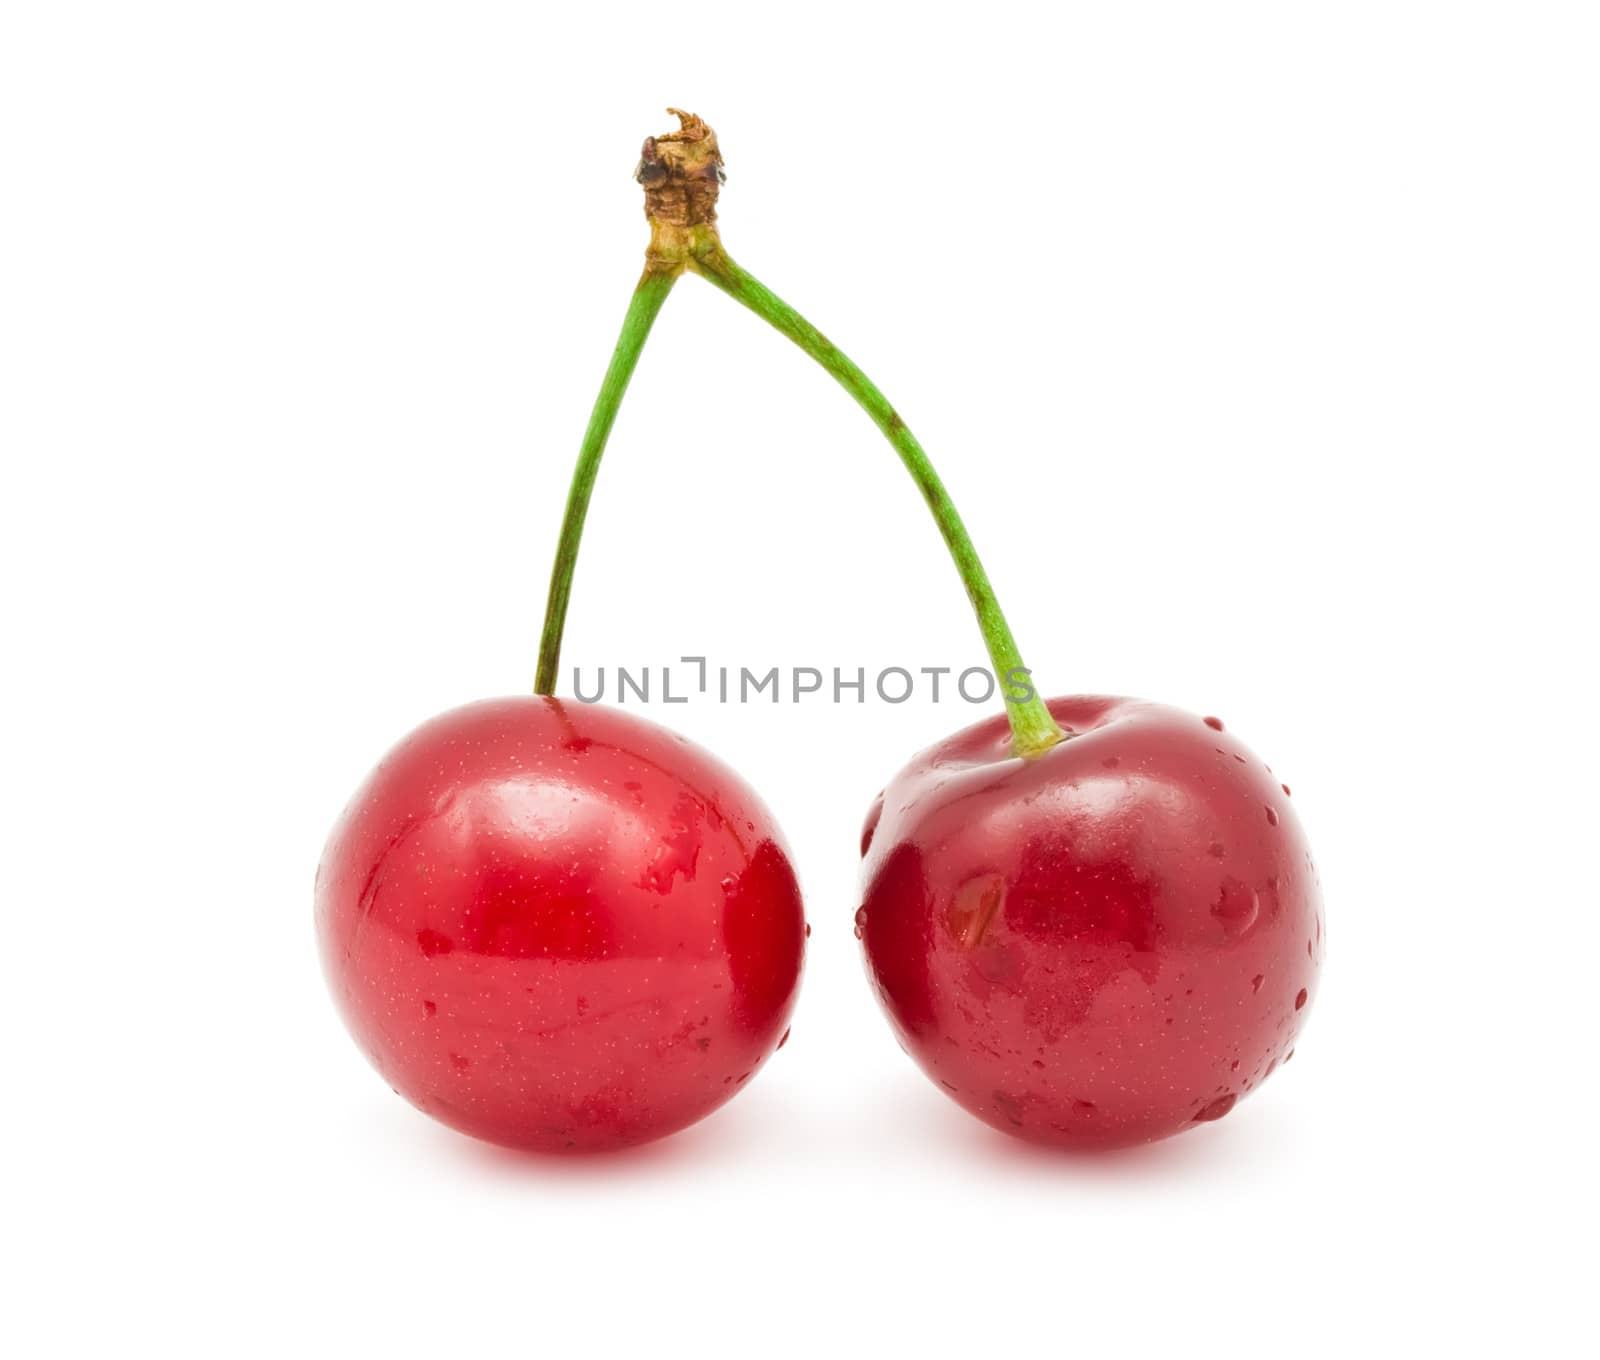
[536,111,1063,758]
[535,267,678,695]
[689,243,1064,758]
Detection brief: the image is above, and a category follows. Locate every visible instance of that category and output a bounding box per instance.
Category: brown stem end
[637,108,725,248]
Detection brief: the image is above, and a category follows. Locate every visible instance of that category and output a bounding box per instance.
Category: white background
[4,2,1596,1354]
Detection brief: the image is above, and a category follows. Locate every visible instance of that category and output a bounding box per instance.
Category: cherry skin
[857,695,1321,1149]
[316,696,806,1152]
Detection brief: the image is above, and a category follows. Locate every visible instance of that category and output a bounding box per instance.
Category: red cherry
[316,696,806,1152]
[858,695,1321,1149]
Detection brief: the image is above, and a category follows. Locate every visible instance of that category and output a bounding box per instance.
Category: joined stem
[533,110,1064,758]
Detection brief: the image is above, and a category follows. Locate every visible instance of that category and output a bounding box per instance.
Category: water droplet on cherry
[1210,878,1259,937]
[947,874,1005,949]
[1192,1093,1236,1122]
[1295,987,1308,1010]
[1265,806,1279,826]
[1204,716,1224,731]
[853,905,868,939]
[416,928,454,957]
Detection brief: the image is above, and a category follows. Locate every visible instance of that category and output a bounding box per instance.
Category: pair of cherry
[316,113,1321,1154]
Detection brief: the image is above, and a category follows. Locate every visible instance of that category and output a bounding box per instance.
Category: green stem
[535,266,678,695]
[690,242,1063,757]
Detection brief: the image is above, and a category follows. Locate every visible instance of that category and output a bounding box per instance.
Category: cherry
[316,697,805,1152]
[857,697,1320,1148]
